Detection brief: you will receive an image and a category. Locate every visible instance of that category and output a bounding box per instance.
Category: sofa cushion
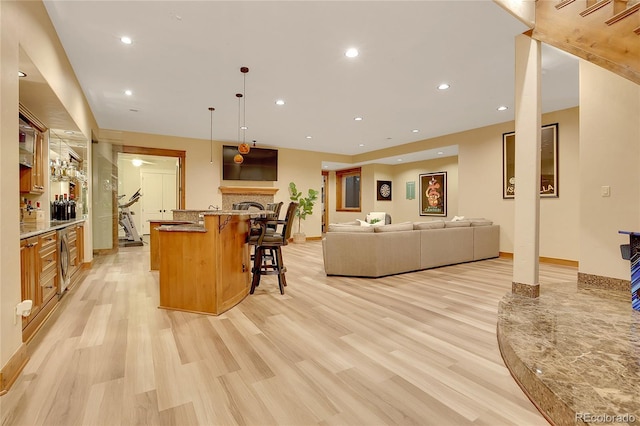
[413,220,445,230]
[374,222,413,232]
[470,219,493,226]
[444,220,471,228]
[327,224,375,233]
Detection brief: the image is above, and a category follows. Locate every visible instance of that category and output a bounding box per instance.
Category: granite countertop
[20,218,86,239]
[158,223,207,233]
[201,210,264,217]
[158,210,258,233]
[148,219,196,224]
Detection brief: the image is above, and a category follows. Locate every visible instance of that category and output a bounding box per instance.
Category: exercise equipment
[118,189,144,247]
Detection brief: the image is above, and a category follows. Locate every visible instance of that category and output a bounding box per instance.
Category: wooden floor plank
[0,241,571,425]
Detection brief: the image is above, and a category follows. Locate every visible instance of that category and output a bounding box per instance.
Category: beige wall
[459,107,580,261]
[579,61,640,280]
[1,1,97,368]
[99,130,326,238]
[326,107,580,262]
[1,0,23,366]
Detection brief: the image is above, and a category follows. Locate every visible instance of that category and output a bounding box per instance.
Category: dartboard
[380,184,391,198]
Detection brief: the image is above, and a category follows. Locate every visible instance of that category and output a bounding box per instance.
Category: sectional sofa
[322,219,499,277]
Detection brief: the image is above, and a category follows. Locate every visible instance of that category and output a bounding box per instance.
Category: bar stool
[248,202,298,294]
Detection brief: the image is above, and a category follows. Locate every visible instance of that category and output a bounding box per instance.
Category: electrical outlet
[601,186,610,197]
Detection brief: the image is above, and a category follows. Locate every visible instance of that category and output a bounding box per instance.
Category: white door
[141,172,177,234]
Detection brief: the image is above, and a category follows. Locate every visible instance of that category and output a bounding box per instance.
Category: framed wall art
[377,180,392,201]
[503,123,559,199]
[419,172,447,216]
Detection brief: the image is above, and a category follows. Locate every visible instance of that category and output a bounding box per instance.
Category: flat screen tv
[222,145,278,181]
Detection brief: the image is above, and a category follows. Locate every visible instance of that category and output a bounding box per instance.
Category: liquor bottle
[69,194,76,219]
[56,194,62,221]
[63,194,69,220]
[51,195,57,220]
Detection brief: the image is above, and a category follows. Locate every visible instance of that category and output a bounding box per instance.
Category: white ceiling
[41,1,579,167]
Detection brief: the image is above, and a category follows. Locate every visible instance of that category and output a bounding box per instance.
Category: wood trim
[0,344,29,395]
[605,2,640,25]
[539,257,579,267]
[579,0,611,17]
[322,171,329,233]
[335,167,362,213]
[22,294,59,343]
[499,252,578,267]
[19,103,47,132]
[555,0,577,9]
[122,146,186,209]
[218,186,279,195]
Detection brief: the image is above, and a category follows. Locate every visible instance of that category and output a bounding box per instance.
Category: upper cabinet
[19,113,46,194]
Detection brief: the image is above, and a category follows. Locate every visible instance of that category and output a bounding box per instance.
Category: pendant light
[238,66,251,156]
[234,93,244,164]
[208,107,215,164]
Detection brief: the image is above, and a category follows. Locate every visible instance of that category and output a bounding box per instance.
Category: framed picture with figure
[419,172,447,216]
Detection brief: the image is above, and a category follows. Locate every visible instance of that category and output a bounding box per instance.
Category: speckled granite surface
[498,284,640,426]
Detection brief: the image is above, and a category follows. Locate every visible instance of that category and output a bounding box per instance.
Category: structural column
[512,34,542,297]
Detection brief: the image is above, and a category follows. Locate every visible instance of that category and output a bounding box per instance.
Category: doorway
[113,146,185,249]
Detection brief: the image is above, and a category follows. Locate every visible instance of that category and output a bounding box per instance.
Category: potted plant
[288,182,319,243]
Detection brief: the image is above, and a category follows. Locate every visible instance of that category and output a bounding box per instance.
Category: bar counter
[157,211,252,316]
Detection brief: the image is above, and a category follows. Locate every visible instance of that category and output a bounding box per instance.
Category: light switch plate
[601,186,611,197]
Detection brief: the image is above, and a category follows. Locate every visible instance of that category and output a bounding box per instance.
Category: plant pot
[292,232,306,243]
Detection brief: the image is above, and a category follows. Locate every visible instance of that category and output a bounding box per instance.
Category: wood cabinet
[20,231,58,342]
[19,126,45,194]
[20,237,40,330]
[158,213,251,315]
[68,223,85,289]
[67,225,78,278]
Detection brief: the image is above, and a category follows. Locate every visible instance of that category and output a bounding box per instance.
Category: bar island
[157,211,252,315]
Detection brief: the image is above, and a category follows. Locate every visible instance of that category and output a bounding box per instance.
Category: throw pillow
[367,212,387,224]
[451,215,465,222]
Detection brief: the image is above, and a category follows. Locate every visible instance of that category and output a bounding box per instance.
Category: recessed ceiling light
[354,117,363,121]
[240,126,248,130]
[497,105,508,111]
[359,143,365,147]
[397,159,403,162]
[18,71,27,78]
[275,99,285,106]
[437,151,444,155]
[125,90,133,96]
[120,36,132,45]
[437,83,450,90]
[345,48,359,58]
[412,129,419,133]
[306,136,312,139]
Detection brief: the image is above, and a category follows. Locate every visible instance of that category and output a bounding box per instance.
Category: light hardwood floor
[0,241,577,425]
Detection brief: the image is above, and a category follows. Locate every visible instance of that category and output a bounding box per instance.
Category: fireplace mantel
[218,186,279,195]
